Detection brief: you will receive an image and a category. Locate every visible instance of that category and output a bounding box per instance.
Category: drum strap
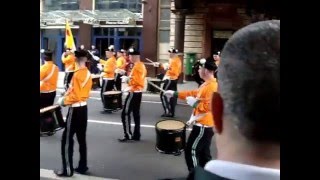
[41,65,56,85]
[81,70,91,88]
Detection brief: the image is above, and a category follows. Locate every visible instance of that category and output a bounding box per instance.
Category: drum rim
[155,119,186,131]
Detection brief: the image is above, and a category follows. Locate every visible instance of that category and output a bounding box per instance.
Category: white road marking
[59,118,192,131]
[40,168,118,180]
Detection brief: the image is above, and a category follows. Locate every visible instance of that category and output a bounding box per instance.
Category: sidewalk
[58,72,198,92]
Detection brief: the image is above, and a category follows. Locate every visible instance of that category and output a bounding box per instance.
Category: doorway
[211,30,233,54]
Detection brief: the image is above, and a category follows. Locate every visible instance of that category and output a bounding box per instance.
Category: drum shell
[40,106,64,133]
[155,121,186,154]
[92,77,101,89]
[103,92,122,110]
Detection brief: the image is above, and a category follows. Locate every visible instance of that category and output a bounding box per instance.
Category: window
[159,30,170,43]
[95,0,142,13]
[161,0,171,6]
[43,0,80,11]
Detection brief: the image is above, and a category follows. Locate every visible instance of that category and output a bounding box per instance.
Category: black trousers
[185,125,214,172]
[121,92,142,139]
[160,79,178,116]
[100,79,115,108]
[64,72,74,91]
[115,73,122,91]
[60,105,88,176]
[40,91,56,109]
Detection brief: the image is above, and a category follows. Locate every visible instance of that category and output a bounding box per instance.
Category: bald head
[218,20,280,144]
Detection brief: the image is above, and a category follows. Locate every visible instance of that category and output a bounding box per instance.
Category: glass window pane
[161,0,171,6]
[160,20,170,28]
[160,9,170,20]
[159,30,170,43]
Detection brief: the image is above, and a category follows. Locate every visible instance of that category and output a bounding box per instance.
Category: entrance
[212,30,233,54]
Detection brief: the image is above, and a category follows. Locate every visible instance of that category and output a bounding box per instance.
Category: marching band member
[213,51,220,79]
[164,57,218,172]
[118,48,147,142]
[40,49,59,109]
[94,45,117,110]
[55,49,93,177]
[115,49,127,91]
[154,48,182,117]
[62,48,76,91]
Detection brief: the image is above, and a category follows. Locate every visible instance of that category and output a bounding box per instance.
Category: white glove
[186,96,198,107]
[115,68,120,74]
[164,90,175,98]
[97,64,103,71]
[163,63,169,70]
[119,69,126,75]
[100,72,105,77]
[57,97,65,106]
[121,76,130,83]
[93,55,100,61]
[153,62,160,67]
[186,119,196,126]
[123,86,132,92]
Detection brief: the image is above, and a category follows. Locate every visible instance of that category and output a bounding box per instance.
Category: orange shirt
[62,54,76,72]
[128,61,147,92]
[178,78,218,126]
[116,56,127,70]
[99,56,117,79]
[40,61,59,92]
[64,67,92,105]
[165,56,182,80]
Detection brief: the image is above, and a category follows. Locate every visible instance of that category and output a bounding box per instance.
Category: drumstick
[147,81,165,93]
[144,62,156,66]
[40,104,60,114]
[145,58,154,63]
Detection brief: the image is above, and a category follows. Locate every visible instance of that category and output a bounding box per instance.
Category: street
[40,90,217,180]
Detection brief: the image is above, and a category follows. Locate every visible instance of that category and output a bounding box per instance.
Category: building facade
[40,0,143,71]
[141,0,280,78]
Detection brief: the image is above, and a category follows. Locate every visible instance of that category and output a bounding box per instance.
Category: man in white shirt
[188,20,280,180]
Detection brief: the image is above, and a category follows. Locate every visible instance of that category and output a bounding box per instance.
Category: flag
[65,20,76,51]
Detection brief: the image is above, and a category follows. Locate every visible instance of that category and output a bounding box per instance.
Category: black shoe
[75,167,89,174]
[118,137,130,142]
[165,114,175,118]
[161,113,168,117]
[54,170,73,177]
[131,137,140,141]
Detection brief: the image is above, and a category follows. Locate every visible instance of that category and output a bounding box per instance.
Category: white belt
[194,123,212,128]
[103,78,115,80]
[71,101,87,107]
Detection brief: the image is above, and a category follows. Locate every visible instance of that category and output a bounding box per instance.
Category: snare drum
[103,91,122,111]
[40,105,65,135]
[147,78,162,93]
[155,119,186,154]
[91,74,101,89]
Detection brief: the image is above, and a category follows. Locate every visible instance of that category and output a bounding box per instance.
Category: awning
[40,9,142,27]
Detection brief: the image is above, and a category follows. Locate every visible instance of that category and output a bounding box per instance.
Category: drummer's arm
[63,77,81,105]
[175,90,198,100]
[40,65,48,80]
[197,83,218,113]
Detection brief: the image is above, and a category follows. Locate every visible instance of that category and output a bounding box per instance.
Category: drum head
[103,91,122,95]
[40,104,59,114]
[156,120,185,130]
